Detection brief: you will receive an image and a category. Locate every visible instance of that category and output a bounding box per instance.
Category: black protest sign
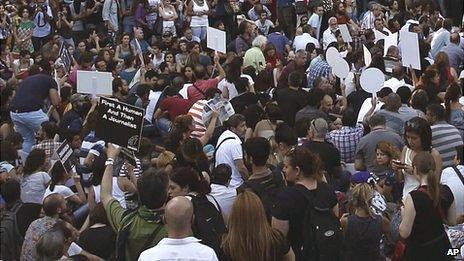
[59,43,72,72]
[56,141,75,174]
[96,97,144,151]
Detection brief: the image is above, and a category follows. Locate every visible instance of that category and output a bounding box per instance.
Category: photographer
[32,0,53,52]
[56,4,74,48]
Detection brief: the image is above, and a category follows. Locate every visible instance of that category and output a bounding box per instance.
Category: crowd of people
[1,0,464,260]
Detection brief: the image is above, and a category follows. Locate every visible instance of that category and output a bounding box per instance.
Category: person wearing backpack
[139,196,218,260]
[238,137,285,220]
[101,143,169,261]
[272,147,341,261]
[167,167,227,257]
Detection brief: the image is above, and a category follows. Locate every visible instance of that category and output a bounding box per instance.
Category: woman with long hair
[416,66,440,104]
[12,6,34,54]
[223,190,294,261]
[434,52,458,92]
[182,65,196,83]
[218,56,243,100]
[341,183,390,260]
[392,117,443,198]
[444,83,464,138]
[56,4,74,48]
[272,147,339,260]
[114,33,136,63]
[158,0,178,37]
[171,138,210,175]
[399,151,456,260]
[20,149,50,204]
[45,161,86,206]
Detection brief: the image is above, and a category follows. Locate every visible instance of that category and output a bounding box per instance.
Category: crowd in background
[1,0,464,260]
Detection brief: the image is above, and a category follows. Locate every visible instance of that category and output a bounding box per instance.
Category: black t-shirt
[77,225,116,259]
[273,88,309,127]
[230,92,259,114]
[9,74,58,112]
[272,182,337,259]
[303,141,341,180]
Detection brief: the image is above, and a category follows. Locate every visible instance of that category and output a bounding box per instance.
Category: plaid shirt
[327,123,364,163]
[32,139,61,162]
[307,59,332,89]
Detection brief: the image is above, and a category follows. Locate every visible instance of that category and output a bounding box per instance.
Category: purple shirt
[135,3,147,26]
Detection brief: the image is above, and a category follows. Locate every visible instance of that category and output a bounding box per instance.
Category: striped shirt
[431,122,464,168]
[188,100,208,139]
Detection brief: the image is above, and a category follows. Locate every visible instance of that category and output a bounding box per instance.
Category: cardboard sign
[401,31,421,70]
[77,70,113,96]
[59,43,73,72]
[55,141,75,174]
[363,45,372,67]
[384,32,398,56]
[338,24,352,43]
[332,58,350,79]
[96,97,145,151]
[360,68,385,94]
[207,27,226,53]
[326,47,341,67]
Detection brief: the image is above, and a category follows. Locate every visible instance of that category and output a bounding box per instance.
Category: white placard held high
[363,45,372,67]
[384,32,398,56]
[338,24,352,43]
[207,27,226,53]
[77,70,113,96]
[374,30,386,43]
[401,31,421,70]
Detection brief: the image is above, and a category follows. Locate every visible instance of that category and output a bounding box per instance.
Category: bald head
[165,196,194,235]
[450,33,460,45]
[43,193,66,217]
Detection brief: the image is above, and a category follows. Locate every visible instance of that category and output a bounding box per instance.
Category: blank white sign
[77,70,113,96]
[401,32,421,70]
[207,27,226,53]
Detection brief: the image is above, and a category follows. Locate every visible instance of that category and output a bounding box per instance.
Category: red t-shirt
[187,78,219,103]
[160,96,194,120]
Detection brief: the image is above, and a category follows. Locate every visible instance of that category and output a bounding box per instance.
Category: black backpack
[296,184,343,261]
[239,170,285,221]
[1,201,23,260]
[188,194,227,256]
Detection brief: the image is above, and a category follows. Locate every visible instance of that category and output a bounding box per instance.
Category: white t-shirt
[209,184,237,218]
[217,79,238,100]
[43,184,75,201]
[21,171,51,204]
[293,33,320,51]
[33,5,53,37]
[441,165,464,216]
[308,13,320,34]
[215,130,243,188]
[138,237,218,261]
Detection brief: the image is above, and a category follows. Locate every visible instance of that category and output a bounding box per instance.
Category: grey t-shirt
[20,171,51,204]
[355,129,404,172]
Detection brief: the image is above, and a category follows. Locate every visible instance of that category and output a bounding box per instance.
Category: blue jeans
[191,26,207,40]
[155,118,172,136]
[10,109,49,155]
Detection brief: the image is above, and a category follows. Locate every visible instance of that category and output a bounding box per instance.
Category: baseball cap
[351,171,374,184]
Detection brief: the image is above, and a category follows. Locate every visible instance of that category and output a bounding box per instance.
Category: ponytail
[426,169,440,208]
[49,161,67,192]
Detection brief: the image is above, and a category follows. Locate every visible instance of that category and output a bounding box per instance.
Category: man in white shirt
[138,196,218,261]
[322,17,338,50]
[209,164,236,221]
[307,2,324,41]
[102,0,119,33]
[430,18,452,58]
[215,114,249,188]
[361,2,381,30]
[293,25,320,51]
[440,159,464,217]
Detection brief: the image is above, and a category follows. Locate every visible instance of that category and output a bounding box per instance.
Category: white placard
[179,83,192,99]
[384,32,398,56]
[77,70,113,96]
[363,45,372,67]
[401,31,421,70]
[338,24,352,43]
[374,29,386,43]
[332,59,350,79]
[360,68,385,94]
[326,47,341,67]
[207,27,226,53]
